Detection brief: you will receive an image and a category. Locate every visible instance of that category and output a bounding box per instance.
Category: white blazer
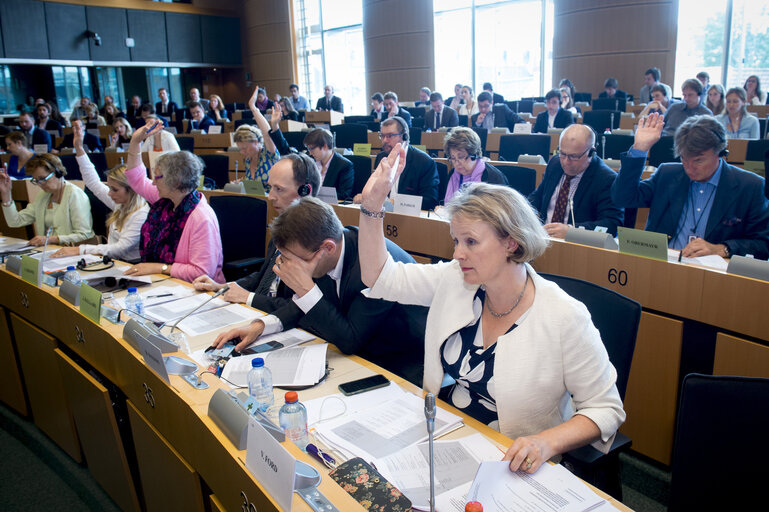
[366,258,625,452]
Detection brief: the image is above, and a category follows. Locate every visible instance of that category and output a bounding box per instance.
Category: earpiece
[469,154,478,161]
[77,255,114,271]
[296,154,313,197]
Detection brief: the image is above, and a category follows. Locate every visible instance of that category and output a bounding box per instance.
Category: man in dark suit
[370,92,386,121]
[366,117,439,210]
[529,124,624,237]
[185,88,210,111]
[56,131,102,152]
[611,113,769,259]
[382,91,412,128]
[424,92,459,131]
[471,91,523,131]
[17,111,52,151]
[186,102,215,133]
[155,88,178,119]
[483,82,505,105]
[126,95,143,123]
[315,84,344,113]
[213,196,426,384]
[533,89,574,133]
[194,153,321,307]
[303,128,354,200]
[598,78,628,100]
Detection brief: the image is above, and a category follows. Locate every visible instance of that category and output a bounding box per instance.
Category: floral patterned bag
[328,457,412,511]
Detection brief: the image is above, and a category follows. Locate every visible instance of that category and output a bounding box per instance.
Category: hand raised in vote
[213,320,265,351]
[633,112,664,152]
[193,274,226,292]
[272,248,322,299]
[360,143,406,211]
[248,84,260,111]
[130,119,164,145]
[0,170,12,199]
[72,120,85,151]
[270,101,282,127]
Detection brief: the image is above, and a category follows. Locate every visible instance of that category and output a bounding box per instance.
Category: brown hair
[270,196,343,252]
[27,153,66,177]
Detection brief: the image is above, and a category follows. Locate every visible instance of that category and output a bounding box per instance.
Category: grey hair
[446,182,549,263]
[674,115,727,159]
[233,124,264,144]
[155,151,204,192]
[443,127,483,158]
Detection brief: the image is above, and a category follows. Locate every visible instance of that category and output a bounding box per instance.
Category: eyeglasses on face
[379,132,403,140]
[557,147,591,161]
[31,171,55,186]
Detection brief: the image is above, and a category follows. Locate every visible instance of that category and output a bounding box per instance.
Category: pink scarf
[444,158,486,204]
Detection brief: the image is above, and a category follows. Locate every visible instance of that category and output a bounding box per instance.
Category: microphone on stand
[39,226,55,285]
[424,393,436,512]
[169,285,230,333]
[569,197,576,228]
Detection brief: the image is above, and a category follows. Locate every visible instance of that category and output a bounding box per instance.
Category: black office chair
[647,136,677,168]
[758,117,767,139]
[348,155,373,196]
[199,154,229,189]
[344,115,374,124]
[240,110,254,120]
[574,92,592,104]
[410,127,422,146]
[58,154,82,180]
[471,127,488,155]
[366,121,381,132]
[745,138,769,162]
[764,149,769,200]
[209,195,267,281]
[539,273,641,501]
[282,131,306,152]
[458,115,469,127]
[669,374,769,511]
[591,98,626,112]
[435,161,448,204]
[517,100,534,113]
[84,187,111,240]
[522,96,545,103]
[598,134,634,160]
[582,110,621,134]
[412,117,424,130]
[89,152,108,174]
[330,123,368,149]
[498,134,551,162]
[224,103,237,113]
[506,100,519,112]
[234,119,256,130]
[175,136,194,153]
[405,107,425,119]
[494,164,536,196]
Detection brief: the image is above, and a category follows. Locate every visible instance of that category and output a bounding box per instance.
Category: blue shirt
[670,160,723,249]
[290,95,309,111]
[716,113,760,140]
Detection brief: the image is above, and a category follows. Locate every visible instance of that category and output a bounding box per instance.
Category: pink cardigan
[126,164,225,283]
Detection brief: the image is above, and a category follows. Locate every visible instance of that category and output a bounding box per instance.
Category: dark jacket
[384,107,412,128]
[598,90,628,100]
[38,120,63,137]
[533,108,574,133]
[471,105,524,131]
[424,106,459,130]
[57,132,102,152]
[324,152,354,200]
[375,145,440,210]
[611,153,769,258]
[529,154,624,235]
[156,101,179,117]
[186,116,215,133]
[316,95,344,113]
[28,127,53,152]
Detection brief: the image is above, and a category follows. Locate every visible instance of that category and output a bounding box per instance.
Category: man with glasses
[533,89,574,134]
[356,117,439,210]
[529,123,623,238]
[303,128,354,200]
[612,113,769,259]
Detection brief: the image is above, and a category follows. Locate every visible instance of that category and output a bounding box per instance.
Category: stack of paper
[221,343,328,387]
[0,239,35,254]
[467,461,606,512]
[80,265,153,284]
[113,284,195,310]
[176,303,264,336]
[308,384,463,462]
[29,251,102,273]
[143,293,228,324]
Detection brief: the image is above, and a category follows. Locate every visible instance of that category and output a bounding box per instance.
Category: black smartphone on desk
[338,374,390,396]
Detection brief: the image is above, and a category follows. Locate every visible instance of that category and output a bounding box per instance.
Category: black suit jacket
[324,152,354,200]
[375,146,440,210]
[424,106,459,130]
[533,108,574,133]
[471,105,523,131]
[529,154,624,235]
[30,127,52,152]
[237,241,295,312]
[492,92,505,105]
[156,101,179,117]
[39,120,63,137]
[186,116,215,133]
[598,90,628,100]
[384,107,412,128]
[56,133,102,152]
[316,96,344,113]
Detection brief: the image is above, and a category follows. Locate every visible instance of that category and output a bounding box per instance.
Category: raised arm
[73,120,115,210]
[358,143,407,287]
[611,112,665,208]
[248,85,276,155]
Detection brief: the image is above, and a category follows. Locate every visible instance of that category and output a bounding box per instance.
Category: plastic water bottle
[63,266,81,285]
[465,502,483,512]
[124,287,144,319]
[279,391,309,451]
[247,357,274,412]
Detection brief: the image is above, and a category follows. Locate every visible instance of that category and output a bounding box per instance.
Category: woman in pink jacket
[122,122,225,283]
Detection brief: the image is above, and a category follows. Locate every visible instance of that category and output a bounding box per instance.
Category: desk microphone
[234,159,238,182]
[601,132,607,160]
[39,226,55,284]
[569,197,576,228]
[168,285,229,333]
[424,393,436,512]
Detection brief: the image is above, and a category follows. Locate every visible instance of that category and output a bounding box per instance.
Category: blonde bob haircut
[446,182,549,263]
[104,164,146,232]
[233,124,264,144]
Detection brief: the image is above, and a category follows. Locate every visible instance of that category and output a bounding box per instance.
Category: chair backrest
[647,135,677,168]
[410,127,423,146]
[574,92,592,104]
[58,154,82,180]
[539,273,640,400]
[282,131,307,152]
[234,119,256,130]
[458,114,469,126]
[517,100,534,113]
[344,115,374,124]
[592,97,626,112]
[669,373,769,511]
[506,100,519,112]
[582,110,621,134]
[471,127,488,154]
[435,160,448,204]
[175,136,194,153]
[89,152,109,174]
[209,195,267,265]
[348,155,373,196]
[199,154,230,189]
[494,164,536,197]
[404,106,425,118]
[330,123,368,149]
[598,134,634,160]
[745,138,769,161]
[83,187,111,239]
[498,134,551,162]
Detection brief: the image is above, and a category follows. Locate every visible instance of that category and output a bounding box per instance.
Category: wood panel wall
[242,0,295,101]
[553,0,679,99]
[363,0,435,101]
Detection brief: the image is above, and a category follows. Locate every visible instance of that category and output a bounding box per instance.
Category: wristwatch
[161,264,169,274]
[722,245,731,258]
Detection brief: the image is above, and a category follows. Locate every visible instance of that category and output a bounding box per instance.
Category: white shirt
[548,111,557,128]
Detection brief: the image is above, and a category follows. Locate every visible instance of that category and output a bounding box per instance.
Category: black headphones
[77,255,114,271]
[469,154,478,161]
[710,125,729,157]
[37,154,66,178]
[294,153,314,197]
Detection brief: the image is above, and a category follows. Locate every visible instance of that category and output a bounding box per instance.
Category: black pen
[678,250,683,263]
[147,293,173,299]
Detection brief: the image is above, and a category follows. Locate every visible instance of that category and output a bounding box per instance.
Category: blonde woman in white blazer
[357,145,625,474]
[0,153,94,246]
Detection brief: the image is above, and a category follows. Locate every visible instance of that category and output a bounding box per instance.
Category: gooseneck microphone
[168,285,230,333]
[39,226,55,284]
[424,392,436,512]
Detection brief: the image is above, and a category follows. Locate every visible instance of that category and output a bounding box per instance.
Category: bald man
[528,124,624,237]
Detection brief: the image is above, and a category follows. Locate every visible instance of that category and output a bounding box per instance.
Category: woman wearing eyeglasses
[121,121,225,283]
[0,153,94,246]
[443,127,508,204]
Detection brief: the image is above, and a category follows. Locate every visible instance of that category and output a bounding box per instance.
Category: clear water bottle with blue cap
[63,266,81,285]
[247,357,274,412]
[124,287,144,319]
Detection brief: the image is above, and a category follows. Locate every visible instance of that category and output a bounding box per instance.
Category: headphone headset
[294,154,314,197]
[709,124,729,157]
[77,255,114,271]
[37,154,66,178]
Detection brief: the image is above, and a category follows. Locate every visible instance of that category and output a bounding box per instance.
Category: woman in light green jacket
[0,153,94,246]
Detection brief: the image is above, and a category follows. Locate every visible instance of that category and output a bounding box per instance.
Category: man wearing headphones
[612,113,769,259]
[365,116,439,210]
[529,123,624,238]
[661,79,712,136]
[193,153,321,306]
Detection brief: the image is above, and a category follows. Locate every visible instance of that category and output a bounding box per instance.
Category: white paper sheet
[221,343,328,387]
[667,248,728,271]
[143,293,227,323]
[113,284,196,309]
[467,461,605,512]
[176,303,264,336]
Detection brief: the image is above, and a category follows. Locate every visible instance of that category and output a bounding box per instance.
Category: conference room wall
[553,0,679,98]
[362,0,435,103]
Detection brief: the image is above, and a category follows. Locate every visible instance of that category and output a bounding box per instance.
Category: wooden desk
[278,120,308,132]
[193,133,234,150]
[0,259,631,512]
[420,131,446,156]
[367,131,383,152]
[747,104,769,117]
[104,151,151,170]
[726,138,749,163]
[304,111,344,126]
